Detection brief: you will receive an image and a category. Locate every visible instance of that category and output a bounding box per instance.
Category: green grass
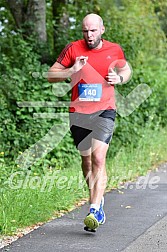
[0,126,167,236]
[0,164,88,235]
[106,126,167,189]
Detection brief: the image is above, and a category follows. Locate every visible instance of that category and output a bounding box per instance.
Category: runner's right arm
[47,56,88,83]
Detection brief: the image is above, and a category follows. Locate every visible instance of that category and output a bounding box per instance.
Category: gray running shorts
[69,109,116,151]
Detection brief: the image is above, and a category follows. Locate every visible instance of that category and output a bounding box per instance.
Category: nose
[87,30,92,37]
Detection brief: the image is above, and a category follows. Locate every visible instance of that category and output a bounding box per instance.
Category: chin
[88,45,95,49]
[87,43,96,49]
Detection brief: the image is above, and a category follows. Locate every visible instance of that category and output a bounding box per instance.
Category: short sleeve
[115,45,126,68]
[57,43,74,68]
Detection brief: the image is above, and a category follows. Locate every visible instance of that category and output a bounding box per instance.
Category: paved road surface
[1,163,167,252]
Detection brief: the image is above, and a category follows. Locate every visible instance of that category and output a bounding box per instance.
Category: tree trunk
[52,0,69,54]
[6,0,25,29]
[26,0,47,42]
[6,0,47,42]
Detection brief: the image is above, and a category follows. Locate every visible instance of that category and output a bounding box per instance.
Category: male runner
[48,13,131,230]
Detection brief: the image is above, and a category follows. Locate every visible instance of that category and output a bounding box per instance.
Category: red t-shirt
[57,39,126,114]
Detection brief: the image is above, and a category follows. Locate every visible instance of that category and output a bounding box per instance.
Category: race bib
[78,83,102,101]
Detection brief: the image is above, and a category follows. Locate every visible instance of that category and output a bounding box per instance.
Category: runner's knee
[92,152,105,169]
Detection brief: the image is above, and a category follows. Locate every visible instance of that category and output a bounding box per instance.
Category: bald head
[82,14,104,28]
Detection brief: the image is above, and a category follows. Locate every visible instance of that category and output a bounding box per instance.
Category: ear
[101,25,105,34]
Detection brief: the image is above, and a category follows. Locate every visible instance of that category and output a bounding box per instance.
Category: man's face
[82,19,104,49]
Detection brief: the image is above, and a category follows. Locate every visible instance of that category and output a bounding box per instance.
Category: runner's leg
[80,139,108,206]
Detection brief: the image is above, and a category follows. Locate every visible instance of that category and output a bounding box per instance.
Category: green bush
[98,0,167,156]
[0,32,78,174]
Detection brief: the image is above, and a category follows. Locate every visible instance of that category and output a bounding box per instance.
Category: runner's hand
[72,56,88,73]
[106,68,122,85]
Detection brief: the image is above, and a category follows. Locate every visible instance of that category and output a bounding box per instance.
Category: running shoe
[98,196,106,224]
[84,208,99,230]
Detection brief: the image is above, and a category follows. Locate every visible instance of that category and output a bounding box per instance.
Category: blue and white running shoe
[84,197,106,230]
[98,196,106,225]
[84,208,99,230]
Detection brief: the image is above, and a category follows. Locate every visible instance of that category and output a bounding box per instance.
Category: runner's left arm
[106,62,132,85]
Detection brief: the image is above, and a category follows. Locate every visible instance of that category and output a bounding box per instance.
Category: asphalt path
[1,163,167,252]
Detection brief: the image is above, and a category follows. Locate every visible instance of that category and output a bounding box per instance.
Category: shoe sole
[84,213,99,230]
[84,226,96,233]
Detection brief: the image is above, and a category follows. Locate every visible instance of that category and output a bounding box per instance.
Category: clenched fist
[106,68,123,85]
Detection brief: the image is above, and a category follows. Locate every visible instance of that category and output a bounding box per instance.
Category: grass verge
[106,125,167,189]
